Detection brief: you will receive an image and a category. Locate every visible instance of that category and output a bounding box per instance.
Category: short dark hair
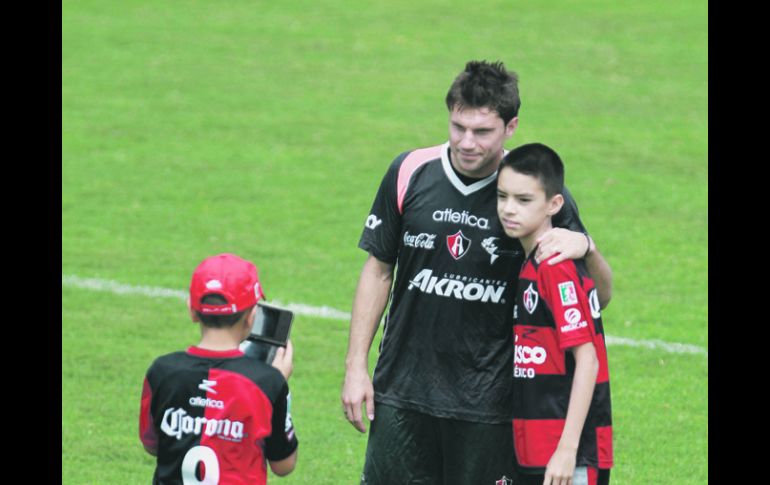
[445,60,521,124]
[499,143,564,199]
[196,294,252,328]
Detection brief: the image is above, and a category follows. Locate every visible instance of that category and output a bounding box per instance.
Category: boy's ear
[547,193,564,216]
[245,305,258,332]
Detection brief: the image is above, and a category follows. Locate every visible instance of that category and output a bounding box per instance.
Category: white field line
[62,274,707,357]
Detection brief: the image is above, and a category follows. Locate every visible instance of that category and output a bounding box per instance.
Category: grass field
[62,0,707,483]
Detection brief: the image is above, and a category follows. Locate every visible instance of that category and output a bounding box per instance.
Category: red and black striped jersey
[512,252,613,471]
[359,142,587,423]
[139,346,298,485]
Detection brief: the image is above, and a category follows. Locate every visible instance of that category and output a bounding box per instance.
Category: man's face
[448,106,517,178]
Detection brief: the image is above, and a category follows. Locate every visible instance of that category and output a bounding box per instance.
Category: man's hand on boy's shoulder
[535,227,590,265]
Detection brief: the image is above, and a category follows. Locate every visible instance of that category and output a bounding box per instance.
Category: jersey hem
[374,395,511,424]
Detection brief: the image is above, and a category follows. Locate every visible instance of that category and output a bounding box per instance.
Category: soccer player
[497,143,613,485]
[341,60,613,484]
[139,253,298,485]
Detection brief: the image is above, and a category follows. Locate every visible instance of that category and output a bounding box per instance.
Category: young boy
[496,144,613,485]
[139,253,298,484]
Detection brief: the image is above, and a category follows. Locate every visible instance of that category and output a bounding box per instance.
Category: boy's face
[448,106,518,178]
[496,166,561,240]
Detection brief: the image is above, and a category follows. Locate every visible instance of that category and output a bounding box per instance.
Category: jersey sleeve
[264,381,299,461]
[538,260,595,350]
[357,152,409,264]
[552,185,588,233]
[138,375,158,453]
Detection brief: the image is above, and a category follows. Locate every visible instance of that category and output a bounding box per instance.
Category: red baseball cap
[189,253,265,315]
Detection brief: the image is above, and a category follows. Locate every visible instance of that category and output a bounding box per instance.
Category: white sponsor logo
[160,407,244,441]
[365,214,383,230]
[205,279,222,290]
[198,379,218,394]
[514,366,536,379]
[564,308,582,324]
[407,269,506,303]
[432,208,490,229]
[559,281,578,306]
[514,335,547,365]
[523,283,539,314]
[285,392,295,439]
[588,289,601,319]
[403,231,436,249]
[514,335,545,378]
[189,396,225,409]
[560,321,588,333]
[481,237,499,264]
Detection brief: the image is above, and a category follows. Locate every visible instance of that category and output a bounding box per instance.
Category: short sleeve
[357,153,409,264]
[538,260,595,350]
[264,382,299,461]
[138,375,157,452]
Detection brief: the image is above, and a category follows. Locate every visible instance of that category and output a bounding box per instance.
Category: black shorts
[360,403,515,485]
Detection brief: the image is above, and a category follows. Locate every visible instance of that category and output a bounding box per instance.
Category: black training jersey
[139,347,298,485]
[512,253,613,471]
[358,142,586,423]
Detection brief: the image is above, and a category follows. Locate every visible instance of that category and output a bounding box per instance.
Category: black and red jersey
[139,346,298,485]
[359,142,586,423]
[512,252,613,471]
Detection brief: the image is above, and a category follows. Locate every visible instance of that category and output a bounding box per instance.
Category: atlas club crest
[446,230,471,260]
[523,283,539,314]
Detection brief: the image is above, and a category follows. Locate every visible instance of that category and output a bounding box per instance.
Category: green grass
[63,0,707,483]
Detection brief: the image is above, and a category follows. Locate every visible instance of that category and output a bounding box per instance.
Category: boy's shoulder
[534,254,580,278]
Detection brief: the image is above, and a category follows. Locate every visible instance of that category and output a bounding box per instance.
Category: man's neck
[447,149,502,182]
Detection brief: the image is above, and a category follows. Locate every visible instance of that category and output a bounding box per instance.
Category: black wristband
[582,232,592,258]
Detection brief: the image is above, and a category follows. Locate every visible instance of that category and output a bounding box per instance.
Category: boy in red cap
[139,253,298,484]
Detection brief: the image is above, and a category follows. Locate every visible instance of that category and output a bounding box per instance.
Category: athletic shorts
[513,466,610,485]
[360,403,515,485]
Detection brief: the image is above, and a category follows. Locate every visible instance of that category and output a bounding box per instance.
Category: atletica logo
[407,268,506,303]
[198,379,218,394]
[160,407,244,441]
[189,396,225,409]
[432,208,490,229]
[403,231,436,249]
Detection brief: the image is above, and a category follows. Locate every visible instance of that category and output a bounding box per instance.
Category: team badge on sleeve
[558,281,578,305]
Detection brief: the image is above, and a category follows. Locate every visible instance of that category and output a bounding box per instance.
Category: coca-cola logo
[403,231,437,250]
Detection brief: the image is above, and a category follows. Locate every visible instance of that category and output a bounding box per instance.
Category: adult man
[341,61,612,484]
